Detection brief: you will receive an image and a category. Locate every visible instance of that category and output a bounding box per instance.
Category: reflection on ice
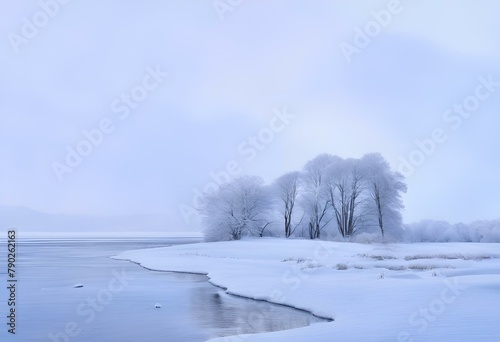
[189,282,327,338]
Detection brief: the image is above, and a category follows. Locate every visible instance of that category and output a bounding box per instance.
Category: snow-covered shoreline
[113,238,500,342]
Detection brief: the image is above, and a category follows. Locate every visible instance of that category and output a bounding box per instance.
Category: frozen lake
[1,238,327,341]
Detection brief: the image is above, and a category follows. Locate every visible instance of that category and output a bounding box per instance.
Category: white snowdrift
[114,238,500,342]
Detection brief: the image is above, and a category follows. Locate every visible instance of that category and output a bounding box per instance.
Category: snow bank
[114,238,500,342]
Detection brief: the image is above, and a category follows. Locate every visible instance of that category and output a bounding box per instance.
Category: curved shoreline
[114,256,335,323]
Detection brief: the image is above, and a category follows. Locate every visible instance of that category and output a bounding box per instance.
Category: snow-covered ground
[114,238,500,341]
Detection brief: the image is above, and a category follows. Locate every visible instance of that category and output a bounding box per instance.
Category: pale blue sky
[1,1,499,232]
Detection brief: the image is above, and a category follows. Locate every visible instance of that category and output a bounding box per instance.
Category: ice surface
[0,238,324,342]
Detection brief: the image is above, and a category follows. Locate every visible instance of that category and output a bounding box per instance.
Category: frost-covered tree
[272,171,302,238]
[300,154,338,239]
[199,152,407,242]
[360,153,407,238]
[325,158,365,238]
[199,176,272,241]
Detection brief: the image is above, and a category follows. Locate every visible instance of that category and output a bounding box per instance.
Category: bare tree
[272,171,302,238]
[199,176,272,241]
[326,158,365,238]
[300,154,339,239]
[361,153,407,238]
[301,191,331,239]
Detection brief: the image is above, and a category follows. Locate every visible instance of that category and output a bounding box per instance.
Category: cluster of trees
[199,153,407,242]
